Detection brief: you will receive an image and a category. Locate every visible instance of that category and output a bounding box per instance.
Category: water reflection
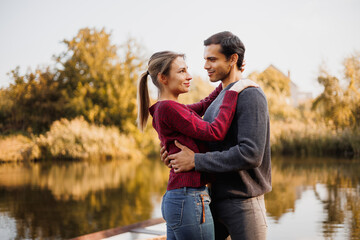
[0,160,168,239]
[267,157,360,239]
[0,157,359,239]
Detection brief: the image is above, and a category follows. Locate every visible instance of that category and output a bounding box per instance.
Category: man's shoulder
[238,87,267,103]
[234,87,269,120]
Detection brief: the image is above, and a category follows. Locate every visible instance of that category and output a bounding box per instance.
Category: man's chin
[209,78,221,83]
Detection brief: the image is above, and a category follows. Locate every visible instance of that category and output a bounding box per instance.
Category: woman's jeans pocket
[161,187,215,240]
[162,193,185,228]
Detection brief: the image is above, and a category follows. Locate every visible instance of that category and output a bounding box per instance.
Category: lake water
[0,157,359,240]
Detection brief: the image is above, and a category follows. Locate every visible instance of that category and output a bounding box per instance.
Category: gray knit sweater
[195,81,272,200]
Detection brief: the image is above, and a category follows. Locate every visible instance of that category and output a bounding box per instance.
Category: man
[161,31,271,240]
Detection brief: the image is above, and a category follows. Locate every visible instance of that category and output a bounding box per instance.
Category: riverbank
[1,118,360,163]
[271,121,360,158]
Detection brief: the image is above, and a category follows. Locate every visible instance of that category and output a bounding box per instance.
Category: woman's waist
[169,169,202,178]
[166,186,208,196]
[167,169,206,190]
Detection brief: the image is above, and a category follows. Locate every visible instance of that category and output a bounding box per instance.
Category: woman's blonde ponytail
[137,71,150,131]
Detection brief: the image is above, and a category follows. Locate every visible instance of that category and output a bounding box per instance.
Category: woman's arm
[186,83,222,117]
[161,90,238,141]
[161,80,258,142]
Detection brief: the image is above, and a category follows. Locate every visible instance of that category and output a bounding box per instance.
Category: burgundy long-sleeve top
[149,84,239,190]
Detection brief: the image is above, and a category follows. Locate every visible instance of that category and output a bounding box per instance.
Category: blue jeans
[161,186,215,240]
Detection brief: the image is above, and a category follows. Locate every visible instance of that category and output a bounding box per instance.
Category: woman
[137,51,257,239]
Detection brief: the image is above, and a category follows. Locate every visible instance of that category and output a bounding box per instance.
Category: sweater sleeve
[162,90,238,141]
[186,83,223,117]
[194,88,269,172]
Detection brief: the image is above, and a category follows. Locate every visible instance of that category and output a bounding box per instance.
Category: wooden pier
[70,218,166,240]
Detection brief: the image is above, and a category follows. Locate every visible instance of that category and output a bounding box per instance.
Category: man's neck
[222,68,243,89]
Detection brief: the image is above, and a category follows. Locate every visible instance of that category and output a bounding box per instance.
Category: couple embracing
[137,31,271,240]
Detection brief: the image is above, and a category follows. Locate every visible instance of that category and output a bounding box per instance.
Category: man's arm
[170,88,269,173]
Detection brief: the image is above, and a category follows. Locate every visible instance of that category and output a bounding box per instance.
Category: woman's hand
[229,79,259,93]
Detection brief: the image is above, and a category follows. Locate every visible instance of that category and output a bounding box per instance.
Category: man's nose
[204,61,210,70]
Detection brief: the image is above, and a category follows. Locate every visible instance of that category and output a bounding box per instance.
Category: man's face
[203,44,232,82]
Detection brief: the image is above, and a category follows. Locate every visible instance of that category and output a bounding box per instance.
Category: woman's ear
[158,73,168,85]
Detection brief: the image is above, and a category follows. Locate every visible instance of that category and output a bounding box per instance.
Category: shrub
[0,135,40,162]
[36,117,142,161]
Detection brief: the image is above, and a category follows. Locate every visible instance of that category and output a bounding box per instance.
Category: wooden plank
[130,228,165,235]
[144,236,166,240]
[143,237,166,240]
[69,218,166,240]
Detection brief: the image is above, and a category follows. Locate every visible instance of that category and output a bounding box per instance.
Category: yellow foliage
[0,135,39,162]
[36,117,142,161]
[248,66,298,120]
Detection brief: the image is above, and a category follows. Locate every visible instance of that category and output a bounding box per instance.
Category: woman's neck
[158,91,178,102]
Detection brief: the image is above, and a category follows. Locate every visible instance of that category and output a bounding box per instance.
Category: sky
[1,0,359,97]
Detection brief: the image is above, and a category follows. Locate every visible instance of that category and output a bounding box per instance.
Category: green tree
[0,88,14,131]
[1,67,66,133]
[57,28,145,133]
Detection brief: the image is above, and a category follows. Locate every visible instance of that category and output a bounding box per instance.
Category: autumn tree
[57,28,145,133]
[313,52,360,130]
[312,69,351,129]
[248,65,298,120]
[343,52,360,128]
[0,28,146,134]
[0,88,14,132]
[0,67,66,133]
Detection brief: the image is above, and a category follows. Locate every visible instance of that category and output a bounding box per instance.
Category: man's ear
[158,73,168,85]
[230,53,238,67]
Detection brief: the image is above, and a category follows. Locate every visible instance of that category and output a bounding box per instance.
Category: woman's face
[166,57,192,95]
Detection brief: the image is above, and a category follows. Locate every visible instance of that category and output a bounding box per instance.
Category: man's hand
[160,143,171,168]
[169,140,195,173]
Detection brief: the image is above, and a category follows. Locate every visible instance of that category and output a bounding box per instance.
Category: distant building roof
[264,65,312,106]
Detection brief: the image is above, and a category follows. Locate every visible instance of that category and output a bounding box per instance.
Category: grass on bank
[0,135,40,162]
[0,117,142,162]
[271,120,360,158]
[36,117,142,161]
